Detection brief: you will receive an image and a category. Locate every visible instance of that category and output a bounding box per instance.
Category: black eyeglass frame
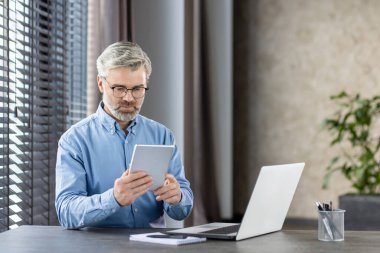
[102,76,149,98]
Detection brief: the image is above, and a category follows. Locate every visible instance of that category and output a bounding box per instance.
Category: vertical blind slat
[0,0,87,232]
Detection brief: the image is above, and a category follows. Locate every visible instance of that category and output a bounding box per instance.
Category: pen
[315,201,324,211]
[322,216,334,240]
[147,234,188,239]
[316,201,334,240]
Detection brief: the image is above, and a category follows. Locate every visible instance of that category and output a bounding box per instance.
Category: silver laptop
[167,163,305,241]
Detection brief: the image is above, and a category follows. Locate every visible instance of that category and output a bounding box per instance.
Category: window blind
[65,0,87,127]
[0,0,87,232]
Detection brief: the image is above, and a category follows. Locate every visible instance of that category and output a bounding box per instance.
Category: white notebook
[129,232,206,246]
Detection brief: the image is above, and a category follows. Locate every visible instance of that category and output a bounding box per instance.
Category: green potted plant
[323,91,380,230]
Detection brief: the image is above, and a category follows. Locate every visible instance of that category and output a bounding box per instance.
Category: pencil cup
[318,209,345,241]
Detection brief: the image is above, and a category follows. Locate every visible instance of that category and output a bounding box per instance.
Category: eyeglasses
[102,77,149,98]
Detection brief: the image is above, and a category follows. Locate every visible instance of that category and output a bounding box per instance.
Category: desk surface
[0,226,379,253]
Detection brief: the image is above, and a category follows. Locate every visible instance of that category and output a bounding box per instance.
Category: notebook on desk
[167,163,305,241]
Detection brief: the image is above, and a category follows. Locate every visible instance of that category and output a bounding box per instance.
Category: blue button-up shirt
[55,103,193,229]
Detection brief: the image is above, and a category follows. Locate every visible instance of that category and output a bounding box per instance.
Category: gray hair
[96,41,152,80]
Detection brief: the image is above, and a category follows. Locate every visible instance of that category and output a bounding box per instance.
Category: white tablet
[129,144,175,190]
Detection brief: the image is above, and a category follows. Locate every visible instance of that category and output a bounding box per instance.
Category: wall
[133,0,185,155]
[204,0,233,219]
[234,0,380,219]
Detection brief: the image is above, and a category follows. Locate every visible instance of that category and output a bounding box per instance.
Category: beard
[102,92,142,122]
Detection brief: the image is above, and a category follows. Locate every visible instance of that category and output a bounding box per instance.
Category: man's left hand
[154,173,182,205]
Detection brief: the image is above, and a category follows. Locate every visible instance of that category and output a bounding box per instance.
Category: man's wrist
[170,191,183,206]
[112,188,123,207]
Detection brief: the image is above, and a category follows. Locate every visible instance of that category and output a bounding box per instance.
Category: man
[55,41,193,229]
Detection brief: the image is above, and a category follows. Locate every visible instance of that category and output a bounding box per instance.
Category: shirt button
[110,130,115,134]
[134,208,138,212]
[125,140,128,143]
[112,209,116,213]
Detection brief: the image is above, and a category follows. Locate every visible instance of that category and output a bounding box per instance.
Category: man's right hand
[113,170,153,206]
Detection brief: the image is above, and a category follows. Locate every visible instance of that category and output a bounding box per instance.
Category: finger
[127,175,153,189]
[131,182,152,196]
[122,169,129,177]
[154,177,178,195]
[153,186,170,196]
[165,173,177,182]
[156,192,176,201]
[156,185,179,198]
[152,178,169,193]
[119,171,148,184]
[128,171,148,180]
[153,184,165,195]
[154,183,175,196]
[156,189,180,202]
[118,186,150,207]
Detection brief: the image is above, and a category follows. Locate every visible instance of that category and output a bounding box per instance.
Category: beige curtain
[87,0,133,115]
[184,0,221,225]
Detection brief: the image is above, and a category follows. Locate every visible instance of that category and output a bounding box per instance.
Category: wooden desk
[0,226,379,253]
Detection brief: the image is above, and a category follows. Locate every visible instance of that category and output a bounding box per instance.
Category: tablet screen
[129,144,174,190]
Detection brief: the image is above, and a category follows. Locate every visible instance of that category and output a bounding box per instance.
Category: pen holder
[318,209,345,242]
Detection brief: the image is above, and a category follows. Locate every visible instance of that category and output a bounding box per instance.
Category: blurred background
[1,0,379,231]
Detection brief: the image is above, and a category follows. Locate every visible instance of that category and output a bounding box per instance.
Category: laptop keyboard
[200,224,240,235]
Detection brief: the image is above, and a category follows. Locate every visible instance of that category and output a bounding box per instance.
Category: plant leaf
[323,91,380,194]
[330,91,348,100]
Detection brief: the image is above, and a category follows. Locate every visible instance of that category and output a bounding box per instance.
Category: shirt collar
[96,102,139,134]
